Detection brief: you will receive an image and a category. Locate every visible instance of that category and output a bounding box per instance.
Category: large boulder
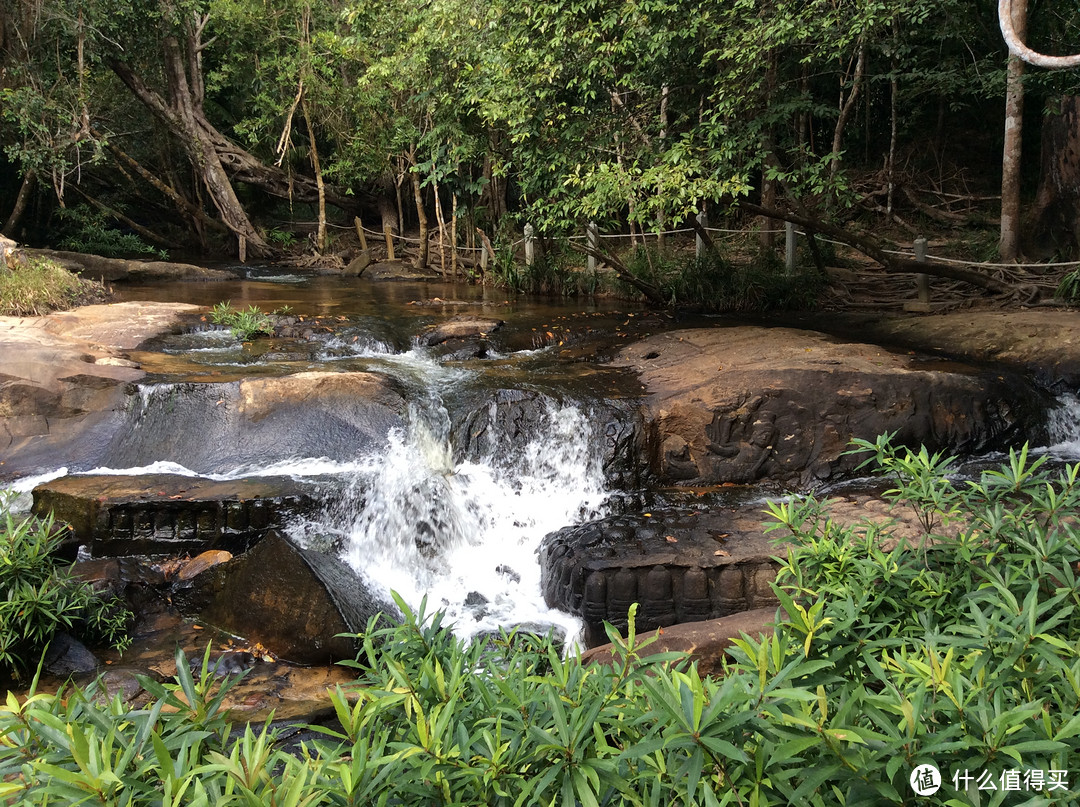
[101,371,407,473]
[614,326,1042,487]
[540,508,780,647]
[33,474,317,557]
[173,530,395,664]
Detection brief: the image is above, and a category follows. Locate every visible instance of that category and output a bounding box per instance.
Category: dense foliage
[1,0,1078,266]
[3,439,1080,804]
[0,499,130,682]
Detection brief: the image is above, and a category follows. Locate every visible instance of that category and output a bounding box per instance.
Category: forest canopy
[1,0,1079,278]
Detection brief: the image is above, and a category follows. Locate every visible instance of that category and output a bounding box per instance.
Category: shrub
[3,439,1080,805]
[620,246,824,311]
[209,301,275,340]
[54,205,166,259]
[0,255,107,316]
[0,498,131,683]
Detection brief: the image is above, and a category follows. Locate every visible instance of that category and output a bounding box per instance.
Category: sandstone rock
[177,550,234,581]
[33,474,316,556]
[343,250,372,276]
[540,508,780,647]
[423,316,504,346]
[615,327,1041,487]
[174,530,395,664]
[817,310,1080,388]
[0,302,202,477]
[100,371,406,473]
[581,607,777,676]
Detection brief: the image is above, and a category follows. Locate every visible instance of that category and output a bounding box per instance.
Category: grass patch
[0,256,107,316]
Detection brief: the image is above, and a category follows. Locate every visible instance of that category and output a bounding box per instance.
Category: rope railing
[309,218,1079,278]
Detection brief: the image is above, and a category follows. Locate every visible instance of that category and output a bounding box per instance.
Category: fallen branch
[737,201,1014,295]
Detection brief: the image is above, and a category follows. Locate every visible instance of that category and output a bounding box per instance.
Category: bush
[209,301,275,340]
[3,439,1080,805]
[620,246,825,311]
[0,498,130,683]
[54,205,165,259]
[0,256,107,316]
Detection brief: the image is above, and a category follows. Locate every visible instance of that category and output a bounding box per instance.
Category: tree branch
[999,0,1080,69]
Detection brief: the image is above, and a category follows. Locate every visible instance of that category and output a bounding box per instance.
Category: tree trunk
[410,159,429,269]
[1026,96,1080,258]
[301,91,327,252]
[999,0,1027,261]
[107,38,272,259]
[830,38,867,181]
[2,169,36,238]
[760,52,779,249]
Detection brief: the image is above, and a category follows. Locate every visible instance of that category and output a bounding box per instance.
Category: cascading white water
[300,391,609,645]
[1043,392,1080,457]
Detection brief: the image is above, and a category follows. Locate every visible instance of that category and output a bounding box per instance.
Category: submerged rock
[615,326,1043,487]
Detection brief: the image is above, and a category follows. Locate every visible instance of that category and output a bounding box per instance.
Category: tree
[997,0,1080,258]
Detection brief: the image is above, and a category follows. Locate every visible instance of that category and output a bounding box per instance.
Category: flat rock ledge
[614,326,1041,487]
[824,310,1080,389]
[28,249,235,283]
[33,473,317,557]
[0,302,202,478]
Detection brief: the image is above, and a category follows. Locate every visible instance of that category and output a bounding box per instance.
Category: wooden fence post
[354,217,368,252]
[384,223,395,261]
[587,222,598,273]
[696,210,708,259]
[784,221,797,273]
[524,223,536,267]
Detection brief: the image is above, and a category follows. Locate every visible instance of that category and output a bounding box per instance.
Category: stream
[7,270,1080,649]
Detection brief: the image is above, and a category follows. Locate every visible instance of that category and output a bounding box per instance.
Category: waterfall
[298,393,610,645]
[1044,392,1080,457]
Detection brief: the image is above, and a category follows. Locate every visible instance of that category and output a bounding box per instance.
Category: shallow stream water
[8,270,1080,646]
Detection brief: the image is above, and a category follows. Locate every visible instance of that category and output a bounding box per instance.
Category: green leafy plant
[54,205,166,259]
[208,301,275,341]
[0,496,130,682]
[1056,267,1080,304]
[5,440,1080,804]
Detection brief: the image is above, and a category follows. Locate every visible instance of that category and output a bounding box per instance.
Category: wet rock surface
[615,326,1043,487]
[33,473,317,556]
[450,387,645,489]
[101,371,406,473]
[0,302,201,478]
